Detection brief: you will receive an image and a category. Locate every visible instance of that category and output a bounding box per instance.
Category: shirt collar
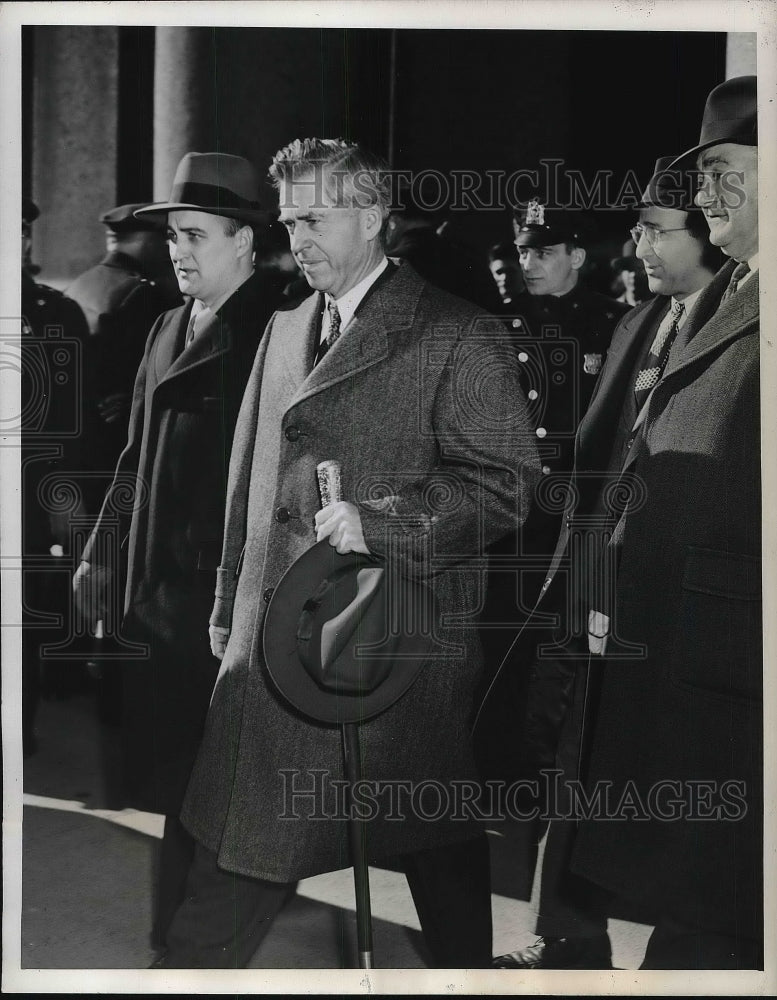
[325,257,388,332]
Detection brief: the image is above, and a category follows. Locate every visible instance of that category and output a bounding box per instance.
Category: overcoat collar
[661,259,758,383]
[283,262,423,411]
[155,272,260,387]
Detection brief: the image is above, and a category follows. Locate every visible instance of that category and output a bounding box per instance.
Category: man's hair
[221,216,252,238]
[269,138,391,220]
[685,208,726,272]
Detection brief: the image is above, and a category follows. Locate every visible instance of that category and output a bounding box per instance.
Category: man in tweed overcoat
[159,139,541,969]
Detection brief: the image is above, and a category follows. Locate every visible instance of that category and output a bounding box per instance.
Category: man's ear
[363,205,386,243]
[236,224,255,259]
[570,246,587,271]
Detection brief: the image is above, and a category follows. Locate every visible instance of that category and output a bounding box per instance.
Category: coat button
[528,389,539,401]
[542,465,551,475]
[263,587,274,603]
[518,351,529,363]
[536,426,547,438]
[284,425,300,441]
[275,506,290,523]
[512,318,522,329]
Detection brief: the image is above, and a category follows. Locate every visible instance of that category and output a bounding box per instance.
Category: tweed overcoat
[81,272,279,814]
[181,262,541,881]
[566,260,763,940]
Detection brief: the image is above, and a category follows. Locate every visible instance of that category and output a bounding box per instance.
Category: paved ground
[7,686,662,992]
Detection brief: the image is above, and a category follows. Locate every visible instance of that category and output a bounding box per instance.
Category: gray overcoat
[181,262,541,881]
[569,261,762,940]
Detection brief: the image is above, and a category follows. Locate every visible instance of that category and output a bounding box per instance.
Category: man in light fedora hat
[155,137,541,969]
[562,75,762,969]
[73,151,282,954]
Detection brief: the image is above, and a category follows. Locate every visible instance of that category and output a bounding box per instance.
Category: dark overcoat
[66,251,181,486]
[567,261,762,940]
[181,262,541,882]
[81,272,279,814]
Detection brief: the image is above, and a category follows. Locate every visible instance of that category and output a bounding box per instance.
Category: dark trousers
[162,833,492,969]
[640,917,763,970]
[535,661,610,940]
[151,815,197,949]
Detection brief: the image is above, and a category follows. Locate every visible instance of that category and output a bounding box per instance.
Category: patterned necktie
[634,299,685,409]
[315,300,342,365]
[721,261,750,302]
[326,301,342,347]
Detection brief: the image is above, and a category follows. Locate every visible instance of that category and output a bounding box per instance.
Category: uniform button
[263,587,274,603]
[528,389,539,401]
[284,425,300,441]
[542,465,551,475]
[275,506,290,523]
[518,351,529,363]
[512,318,522,329]
[536,426,547,438]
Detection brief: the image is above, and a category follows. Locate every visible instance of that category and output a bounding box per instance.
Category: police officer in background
[474,204,627,816]
[512,199,629,478]
[66,204,182,488]
[21,197,90,750]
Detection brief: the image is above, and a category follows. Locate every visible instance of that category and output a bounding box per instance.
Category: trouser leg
[151,815,197,949]
[401,833,492,968]
[640,916,763,970]
[535,661,609,939]
[534,818,609,938]
[163,842,294,968]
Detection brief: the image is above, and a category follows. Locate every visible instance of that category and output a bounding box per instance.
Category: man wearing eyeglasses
[493,156,722,971]
[569,76,760,969]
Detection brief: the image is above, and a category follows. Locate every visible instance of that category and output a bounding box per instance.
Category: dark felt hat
[263,541,435,725]
[513,199,587,248]
[134,152,271,225]
[669,75,757,169]
[100,203,167,233]
[637,155,698,212]
[611,238,640,272]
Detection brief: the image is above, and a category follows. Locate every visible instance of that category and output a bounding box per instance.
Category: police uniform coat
[66,251,181,495]
[180,262,541,882]
[81,272,279,814]
[568,260,762,941]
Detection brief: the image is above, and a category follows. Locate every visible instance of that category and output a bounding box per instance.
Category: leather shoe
[492,934,612,969]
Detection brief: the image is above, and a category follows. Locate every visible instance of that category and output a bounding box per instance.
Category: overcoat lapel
[662,264,758,384]
[577,296,668,465]
[287,263,420,410]
[152,302,191,384]
[157,306,233,386]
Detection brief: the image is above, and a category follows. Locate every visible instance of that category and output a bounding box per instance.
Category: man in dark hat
[493,154,723,971]
[65,204,182,505]
[72,152,283,954]
[557,75,761,969]
[155,137,540,969]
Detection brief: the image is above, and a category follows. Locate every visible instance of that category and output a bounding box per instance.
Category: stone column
[726,32,757,78]
[32,27,119,286]
[152,28,217,200]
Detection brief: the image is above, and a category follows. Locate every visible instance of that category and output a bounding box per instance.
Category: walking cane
[317,461,375,970]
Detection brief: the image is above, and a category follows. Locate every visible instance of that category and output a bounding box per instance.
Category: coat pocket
[669,546,762,703]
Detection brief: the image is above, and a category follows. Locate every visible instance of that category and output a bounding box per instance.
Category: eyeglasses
[630,224,688,248]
